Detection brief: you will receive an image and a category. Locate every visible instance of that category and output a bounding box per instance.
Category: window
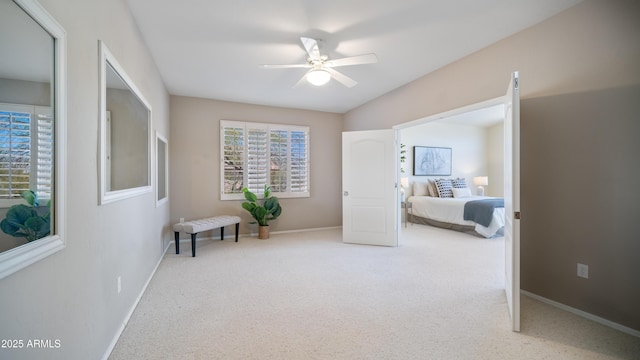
[220,120,309,200]
[0,104,52,204]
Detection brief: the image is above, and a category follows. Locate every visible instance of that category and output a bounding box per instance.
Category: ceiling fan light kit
[306,69,331,86]
[261,37,377,88]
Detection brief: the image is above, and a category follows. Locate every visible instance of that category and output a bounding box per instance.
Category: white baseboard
[175,225,343,243]
[246,225,342,238]
[101,243,170,360]
[521,290,640,338]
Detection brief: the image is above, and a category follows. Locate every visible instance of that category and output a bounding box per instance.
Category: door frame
[392,94,517,325]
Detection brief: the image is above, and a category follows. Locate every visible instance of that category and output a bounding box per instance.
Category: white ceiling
[0,0,52,83]
[126,0,582,114]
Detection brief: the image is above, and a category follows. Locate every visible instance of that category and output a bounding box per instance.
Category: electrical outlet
[180,217,184,223]
[117,276,122,294]
[577,263,589,279]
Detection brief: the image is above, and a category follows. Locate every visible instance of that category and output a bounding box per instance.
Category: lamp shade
[400,177,409,188]
[306,69,331,86]
[473,176,488,186]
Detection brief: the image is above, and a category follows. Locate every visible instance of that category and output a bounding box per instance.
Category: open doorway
[399,103,505,200]
[393,72,520,331]
[394,97,506,235]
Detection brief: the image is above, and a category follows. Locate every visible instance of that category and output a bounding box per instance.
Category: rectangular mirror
[99,40,151,205]
[0,0,66,279]
[156,132,168,207]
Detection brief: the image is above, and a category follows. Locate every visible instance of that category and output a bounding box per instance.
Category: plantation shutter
[246,124,268,194]
[35,106,53,200]
[290,129,309,193]
[220,120,310,200]
[222,123,245,195]
[0,107,32,198]
[269,129,288,193]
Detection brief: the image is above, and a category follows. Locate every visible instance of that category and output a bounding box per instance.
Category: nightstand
[401,201,412,228]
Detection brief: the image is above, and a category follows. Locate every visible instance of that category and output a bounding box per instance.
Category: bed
[407,195,505,238]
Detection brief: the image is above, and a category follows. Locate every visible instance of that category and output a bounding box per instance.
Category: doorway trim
[393,96,504,131]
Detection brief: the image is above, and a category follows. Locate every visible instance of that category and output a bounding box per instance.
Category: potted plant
[241,185,282,239]
[1,190,51,242]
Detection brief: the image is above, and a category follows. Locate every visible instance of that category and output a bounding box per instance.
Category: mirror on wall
[156,132,168,207]
[0,0,66,279]
[99,40,151,205]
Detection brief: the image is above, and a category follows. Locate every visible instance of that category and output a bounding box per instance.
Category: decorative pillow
[452,187,472,198]
[427,180,438,197]
[413,181,429,196]
[435,178,454,198]
[452,177,468,189]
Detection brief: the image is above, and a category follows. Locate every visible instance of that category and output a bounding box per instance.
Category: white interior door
[504,71,521,332]
[342,129,398,246]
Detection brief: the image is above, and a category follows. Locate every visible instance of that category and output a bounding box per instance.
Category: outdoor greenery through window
[0,104,53,202]
[221,120,310,200]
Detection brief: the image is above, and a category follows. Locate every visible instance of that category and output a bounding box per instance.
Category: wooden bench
[173,215,241,257]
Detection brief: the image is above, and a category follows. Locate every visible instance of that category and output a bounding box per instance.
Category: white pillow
[413,181,429,196]
[452,187,472,198]
[427,179,438,197]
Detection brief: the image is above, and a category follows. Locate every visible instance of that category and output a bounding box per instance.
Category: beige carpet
[109,225,640,359]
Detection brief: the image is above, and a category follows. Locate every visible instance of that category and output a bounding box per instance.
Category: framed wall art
[413,146,452,176]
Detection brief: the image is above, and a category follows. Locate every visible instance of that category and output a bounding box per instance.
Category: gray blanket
[463,198,504,227]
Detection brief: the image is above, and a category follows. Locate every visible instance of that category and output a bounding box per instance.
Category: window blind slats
[222,126,245,194]
[36,112,53,199]
[221,121,309,200]
[0,110,32,197]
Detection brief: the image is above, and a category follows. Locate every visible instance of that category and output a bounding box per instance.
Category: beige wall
[0,78,51,106]
[170,96,343,237]
[486,123,504,197]
[521,85,640,330]
[400,122,490,196]
[107,88,150,191]
[344,0,640,131]
[344,0,640,331]
[0,1,171,359]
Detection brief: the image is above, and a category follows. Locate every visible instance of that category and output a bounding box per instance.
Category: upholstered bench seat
[173,215,241,257]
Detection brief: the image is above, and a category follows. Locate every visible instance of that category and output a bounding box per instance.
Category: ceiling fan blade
[293,70,311,88]
[300,37,321,61]
[260,64,311,69]
[325,68,357,88]
[325,53,378,67]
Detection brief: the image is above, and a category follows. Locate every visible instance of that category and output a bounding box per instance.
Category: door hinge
[514,211,521,220]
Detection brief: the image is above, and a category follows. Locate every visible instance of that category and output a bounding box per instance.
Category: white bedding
[407,195,505,238]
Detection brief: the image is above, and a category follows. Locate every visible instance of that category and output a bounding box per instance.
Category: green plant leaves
[240,185,282,226]
[21,190,38,207]
[0,192,51,242]
[242,187,257,202]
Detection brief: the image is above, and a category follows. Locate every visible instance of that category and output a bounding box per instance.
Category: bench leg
[235,223,239,242]
[174,232,180,254]
[220,226,224,240]
[191,233,197,257]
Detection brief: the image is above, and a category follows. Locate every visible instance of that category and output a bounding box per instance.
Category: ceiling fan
[260,37,377,88]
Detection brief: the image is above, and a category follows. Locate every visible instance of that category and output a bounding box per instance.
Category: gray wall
[170,96,343,238]
[0,78,51,106]
[521,85,640,330]
[0,0,171,359]
[344,0,640,330]
[107,88,150,191]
